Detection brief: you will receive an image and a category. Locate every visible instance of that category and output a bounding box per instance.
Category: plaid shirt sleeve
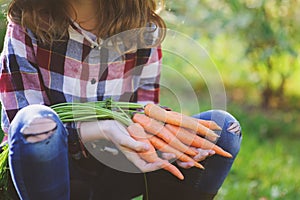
[136,46,162,105]
[0,21,49,133]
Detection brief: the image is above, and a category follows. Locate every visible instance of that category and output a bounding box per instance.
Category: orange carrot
[165,124,232,158]
[127,123,184,180]
[132,114,198,157]
[144,103,219,141]
[148,135,205,169]
[196,119,222,131]
[167,111,222,131]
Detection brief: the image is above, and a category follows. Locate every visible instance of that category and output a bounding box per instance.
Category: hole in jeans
[227,122,241,135]
[21,118,57,143]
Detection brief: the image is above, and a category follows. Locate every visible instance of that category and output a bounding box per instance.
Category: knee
[210,110,241,135]
[22,117,57,143]
[9,105,61,143]
[197,109,242,157]
[196,110,241,134]
[8,105,69,161]
[212,110,242,157]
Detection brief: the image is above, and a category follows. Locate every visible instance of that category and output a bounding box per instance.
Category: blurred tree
[0,1,8,51]
[164,0,300,108]
[0,14,6,51]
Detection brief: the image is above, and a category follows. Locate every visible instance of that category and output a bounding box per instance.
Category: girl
[0,0,242,199]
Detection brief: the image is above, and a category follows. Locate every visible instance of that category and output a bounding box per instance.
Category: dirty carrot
[165,124,232,158]
[132,113,198,157]
[127,123,184,180]
[148,135,205,169]
[144,103,219,141]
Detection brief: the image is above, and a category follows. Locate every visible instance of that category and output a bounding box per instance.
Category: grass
[216,135,300,199]
[215,103,300,199]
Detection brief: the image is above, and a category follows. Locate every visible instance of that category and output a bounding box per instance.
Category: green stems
[50,100,144,126]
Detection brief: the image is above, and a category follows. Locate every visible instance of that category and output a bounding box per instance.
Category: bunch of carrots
[0,99,232,185]
[129,103,232,180]
[51,99,232,180]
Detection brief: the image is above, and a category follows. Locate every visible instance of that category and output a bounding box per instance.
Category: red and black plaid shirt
[0,20,162,133]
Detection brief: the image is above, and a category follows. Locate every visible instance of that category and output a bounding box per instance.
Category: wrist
[79,120,107,142]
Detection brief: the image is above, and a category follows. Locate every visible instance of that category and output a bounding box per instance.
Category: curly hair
[7,0,166,46]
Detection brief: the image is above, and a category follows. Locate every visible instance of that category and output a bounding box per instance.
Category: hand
[80,120,166,172]
[104,120,168,172]
[161,148,215,169]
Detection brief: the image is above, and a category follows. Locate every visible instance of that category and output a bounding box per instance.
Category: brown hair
[8,0,166,46]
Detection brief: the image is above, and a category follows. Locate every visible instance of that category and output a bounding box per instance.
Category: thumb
[133,141,150,152]
[120,137,150,152]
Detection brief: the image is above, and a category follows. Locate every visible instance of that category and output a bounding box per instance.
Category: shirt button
[91,78,96,84]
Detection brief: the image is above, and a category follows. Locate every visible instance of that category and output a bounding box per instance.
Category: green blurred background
[1,0,300,199]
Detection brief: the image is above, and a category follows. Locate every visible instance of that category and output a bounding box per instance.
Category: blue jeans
[8,105,242,200]
[8,105,70,200]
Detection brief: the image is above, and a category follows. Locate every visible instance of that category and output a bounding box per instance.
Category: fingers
[119,146,166,172]
[161,152,176,160]
[193,148,215,162]
[176,148,215,169]
[176,160,194,169]
[140,160,168,172]
[119,138,150,152]
[108,121,150,152]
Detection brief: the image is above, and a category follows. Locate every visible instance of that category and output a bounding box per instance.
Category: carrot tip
[211,123,222,131]
[206,135,219,143]
[225,153,233,158]
[194,162,205,170]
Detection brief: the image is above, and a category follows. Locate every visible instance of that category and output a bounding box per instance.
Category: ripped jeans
[8,105,242,200]
[8,105,69,200]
